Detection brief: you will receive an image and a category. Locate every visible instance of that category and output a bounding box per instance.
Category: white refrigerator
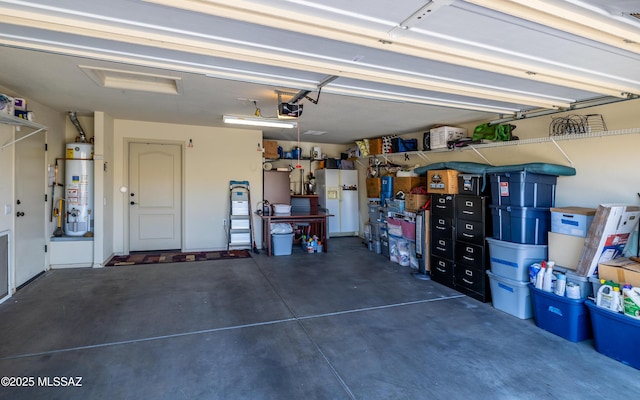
[316,169,359,237]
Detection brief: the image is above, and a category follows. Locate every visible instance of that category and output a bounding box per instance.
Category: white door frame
[122,139,184,254]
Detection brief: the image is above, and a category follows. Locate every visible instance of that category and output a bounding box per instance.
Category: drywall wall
[111,120,263,253]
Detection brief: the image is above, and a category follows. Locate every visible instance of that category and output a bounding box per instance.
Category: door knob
[130,201,137,205]
[16,211,25,217]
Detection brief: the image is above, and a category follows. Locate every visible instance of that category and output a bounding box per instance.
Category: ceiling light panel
[79,65,182,94]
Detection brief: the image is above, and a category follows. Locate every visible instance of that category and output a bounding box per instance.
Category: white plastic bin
[487,270,533,319]
[486,238,547,281]
[272,233,294,256]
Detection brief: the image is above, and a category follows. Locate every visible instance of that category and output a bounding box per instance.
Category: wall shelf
[364,127,640,167]
[0,113,48,150]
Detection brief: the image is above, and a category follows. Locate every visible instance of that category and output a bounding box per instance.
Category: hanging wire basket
[549,114,607,136]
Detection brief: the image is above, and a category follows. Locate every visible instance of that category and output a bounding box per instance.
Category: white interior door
[15,131,46,287]
[129,142,182,251]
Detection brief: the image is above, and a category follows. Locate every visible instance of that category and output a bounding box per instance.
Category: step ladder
[227,180,257,253]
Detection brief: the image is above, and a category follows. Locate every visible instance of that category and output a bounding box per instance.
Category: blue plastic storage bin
[585,300,640,370]
[381,176,393,203]
[490,205,551,245]
[530,285,592,342]
[490,171,557,207]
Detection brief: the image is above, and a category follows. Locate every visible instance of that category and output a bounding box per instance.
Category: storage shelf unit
[361,128,640,167]
[0,113,48,150]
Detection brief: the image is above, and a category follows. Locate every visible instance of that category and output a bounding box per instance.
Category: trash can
[272,233,294,256]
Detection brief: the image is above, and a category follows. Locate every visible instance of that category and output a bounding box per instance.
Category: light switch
[4,204,11,215]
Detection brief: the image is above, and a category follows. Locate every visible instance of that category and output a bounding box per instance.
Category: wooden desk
[259,211,332,256]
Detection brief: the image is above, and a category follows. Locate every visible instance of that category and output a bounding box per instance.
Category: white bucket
[272,204,292,215]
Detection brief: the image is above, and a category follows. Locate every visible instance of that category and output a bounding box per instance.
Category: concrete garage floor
[0,237,638,399]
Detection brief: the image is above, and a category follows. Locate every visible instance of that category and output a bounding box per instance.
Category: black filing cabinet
[429,194,456,289]
[429,193,492,302]
[454,195,492,302]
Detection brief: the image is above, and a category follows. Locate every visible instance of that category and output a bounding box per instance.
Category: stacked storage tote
[486,170,557,319]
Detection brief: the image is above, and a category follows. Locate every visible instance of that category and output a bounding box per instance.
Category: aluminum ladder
[227,180,257,253]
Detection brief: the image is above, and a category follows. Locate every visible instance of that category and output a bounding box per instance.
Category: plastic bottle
[622,284,640,319]
[611,286,623,313]
[535,262,546,290]
[554,273,566,296]
[596,280,620,311]
[542,261,554,292]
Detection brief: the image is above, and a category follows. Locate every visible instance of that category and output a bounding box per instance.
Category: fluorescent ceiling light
[223,115,298,129]
[302,130,328,136]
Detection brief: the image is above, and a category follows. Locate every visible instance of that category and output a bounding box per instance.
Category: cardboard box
[427,169,459,194]
[548,231,585,271]
[551,207,596,237]
[366,177,381,198]
[369,138,383,155]
[263,140,279,159]
[13,97,27,111]
[597,258,640,287]
[393,176,425,195]
[405,193,428,211]
[575,204,640,277]
[429,126,466,150]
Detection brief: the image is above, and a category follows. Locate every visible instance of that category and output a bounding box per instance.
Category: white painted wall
[110,120,263,254]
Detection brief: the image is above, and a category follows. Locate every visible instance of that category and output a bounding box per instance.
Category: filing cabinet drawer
[430,194,455,217]
[455,195,488,222]
[454,265,486,294]
[430,256,455,288]
[456,218,485,246]
[431,215,454,238]
[431,235,455,260]
[455,242,486,269]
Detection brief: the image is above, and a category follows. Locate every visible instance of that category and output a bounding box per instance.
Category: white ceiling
[1,0,639,144]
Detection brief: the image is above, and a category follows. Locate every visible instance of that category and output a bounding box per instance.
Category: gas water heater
[65,143,94,236]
